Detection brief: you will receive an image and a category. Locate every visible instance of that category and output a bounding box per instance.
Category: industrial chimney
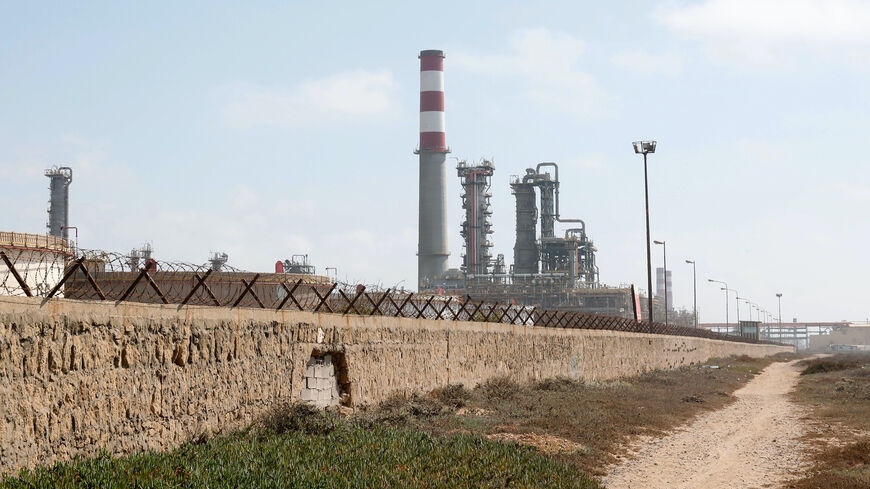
[416,49,449,290]
[44,166,72,238]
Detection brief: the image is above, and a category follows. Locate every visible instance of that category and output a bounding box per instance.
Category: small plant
[800,359,861,376]
[432,384,471,408]
[479,376,520,400]
[257,402,337,435]
[364,392,447,426]
[534,377,579,392]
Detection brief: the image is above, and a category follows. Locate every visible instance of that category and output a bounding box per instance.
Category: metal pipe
[535,162,584,224]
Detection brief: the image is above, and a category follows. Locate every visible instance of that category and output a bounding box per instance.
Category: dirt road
[603,360,808,489]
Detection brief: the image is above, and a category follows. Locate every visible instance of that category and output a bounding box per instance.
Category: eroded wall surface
[0,297,791,474]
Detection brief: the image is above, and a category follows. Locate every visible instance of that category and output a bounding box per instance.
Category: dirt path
[603,360,809,489]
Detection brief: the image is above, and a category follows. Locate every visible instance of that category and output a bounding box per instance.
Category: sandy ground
[603,360,808,489]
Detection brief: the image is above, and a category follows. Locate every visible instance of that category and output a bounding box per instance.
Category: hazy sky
[2,1,868,322]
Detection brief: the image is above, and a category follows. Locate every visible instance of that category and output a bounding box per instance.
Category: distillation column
[511,171,539,275]
[457,160,495,276]
[44,166,72,238]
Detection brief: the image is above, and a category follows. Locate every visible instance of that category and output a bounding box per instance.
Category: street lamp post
[654,240,667,326]
[727,288,739,334]
[741,298,754,321]
[633,140,657,325]
[708,279,729,330]
[686,260,697,328]
[776,293,783,343]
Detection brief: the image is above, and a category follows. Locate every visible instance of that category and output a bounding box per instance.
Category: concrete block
[314,365,332,379]
[300,389,316,402]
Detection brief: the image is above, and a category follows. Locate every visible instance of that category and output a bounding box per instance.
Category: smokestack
[44,166,72,238]
[417,49,449,290]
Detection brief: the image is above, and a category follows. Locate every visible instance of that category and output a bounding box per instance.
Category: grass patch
[1,354,778,487]
[369,355,774,476]
[790,353,870,488]
[790,439,870,489]
[799,355,864,375]
[1,406,599,489]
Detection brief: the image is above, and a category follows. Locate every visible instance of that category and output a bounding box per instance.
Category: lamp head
[633,140,657,154]
[685,260,694,264]
[654,240,664,245]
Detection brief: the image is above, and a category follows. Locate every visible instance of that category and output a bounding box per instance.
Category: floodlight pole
[708,279,728,329]
[634,141,657,326]
[686,260,697,328]
[776,293,783,342]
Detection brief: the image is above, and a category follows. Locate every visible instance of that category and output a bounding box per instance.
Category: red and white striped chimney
[417,49,449,290]
[419,50,446,152]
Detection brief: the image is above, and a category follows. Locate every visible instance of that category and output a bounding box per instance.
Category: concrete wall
[0,296,791,474]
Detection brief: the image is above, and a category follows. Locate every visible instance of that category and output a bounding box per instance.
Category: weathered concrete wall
[0,296,791,474]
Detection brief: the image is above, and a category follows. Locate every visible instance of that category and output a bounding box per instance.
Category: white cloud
[612,50,682,77]
[220,70,400,128]
[656,0,870,65]
[453,28,614,119]
[828,182,870,203]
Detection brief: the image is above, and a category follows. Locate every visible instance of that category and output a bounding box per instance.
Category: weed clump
[257,402,337,436]
[432,384,471,408]
[479,377,521,401]
[534,377,579,392]
[800,359,860,376]
[363,392,446,426]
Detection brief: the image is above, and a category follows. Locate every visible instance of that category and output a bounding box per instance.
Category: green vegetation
[1,354,779,488]
[361,355,776,476]
[2,403,599,489]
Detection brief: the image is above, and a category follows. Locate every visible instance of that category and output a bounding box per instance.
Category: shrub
[432,384,471,408]
[257,402,337,436]
[801,359,861,376]
[479,377,521,401]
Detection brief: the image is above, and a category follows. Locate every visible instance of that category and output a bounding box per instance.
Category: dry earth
[603,360,809,489]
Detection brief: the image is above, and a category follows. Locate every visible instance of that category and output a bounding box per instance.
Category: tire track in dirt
[603,360,808,489]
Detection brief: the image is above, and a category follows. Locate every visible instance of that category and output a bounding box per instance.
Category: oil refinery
[414,49,666,320]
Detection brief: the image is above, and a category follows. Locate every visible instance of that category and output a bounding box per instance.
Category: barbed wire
[0,244,784,346]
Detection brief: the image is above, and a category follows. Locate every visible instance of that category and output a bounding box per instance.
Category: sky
[1,0,868,323]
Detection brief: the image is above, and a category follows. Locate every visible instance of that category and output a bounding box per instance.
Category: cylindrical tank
[275,261,284,274]
[512,181,538,274]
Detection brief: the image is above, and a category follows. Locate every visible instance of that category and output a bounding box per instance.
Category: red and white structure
[417,50,450,290]
[419,50,446,151]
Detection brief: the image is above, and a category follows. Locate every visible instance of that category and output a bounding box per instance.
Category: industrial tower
[44,166,72,238]
[457,159,495,276]
[416,50,449,290]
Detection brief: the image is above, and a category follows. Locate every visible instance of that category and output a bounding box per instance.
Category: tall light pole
[633,140,657,324]
[654,240,668,326]
[727,288,739,334]
[686,260,697,328]
[708,279,729,329]
[731,291,741,325]
[741,298,753,321]
[776,293,783,343]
